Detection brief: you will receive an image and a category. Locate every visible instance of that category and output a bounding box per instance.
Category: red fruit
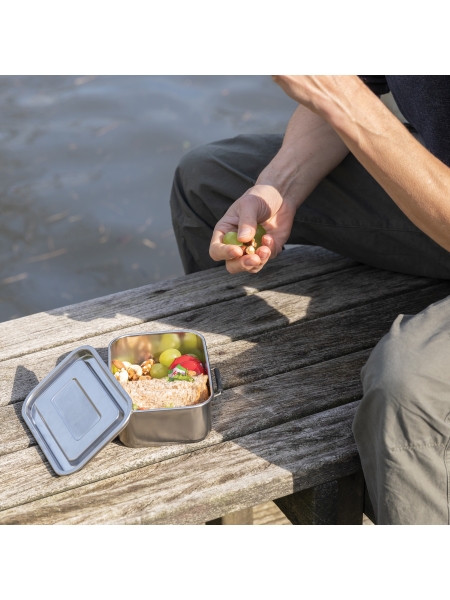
[169,354,205,375]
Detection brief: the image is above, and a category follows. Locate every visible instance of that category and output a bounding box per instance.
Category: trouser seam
[389,442,445,452]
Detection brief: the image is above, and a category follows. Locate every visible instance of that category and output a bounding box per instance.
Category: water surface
[0,76,297,321]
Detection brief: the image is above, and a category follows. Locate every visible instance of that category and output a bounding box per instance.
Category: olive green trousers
[170,133,450,524]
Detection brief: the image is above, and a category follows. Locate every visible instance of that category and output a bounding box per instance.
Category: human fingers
[210,226,244,262]
[225,253,262,274]
[236,197,259,243]
[261,234,282,258]
[225,244,272,275]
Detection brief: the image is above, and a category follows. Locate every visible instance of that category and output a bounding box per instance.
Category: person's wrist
[256,152,304,210]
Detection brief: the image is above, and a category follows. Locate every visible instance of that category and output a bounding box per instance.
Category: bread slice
[121,374,209,410]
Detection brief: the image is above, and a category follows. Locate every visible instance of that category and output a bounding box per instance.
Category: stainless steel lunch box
[109,330,222,448]
[22,329,222,476]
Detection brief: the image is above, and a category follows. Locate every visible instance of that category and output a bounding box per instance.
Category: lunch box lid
[22,345,132,476]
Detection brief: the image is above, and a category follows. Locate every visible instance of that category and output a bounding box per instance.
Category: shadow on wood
[206,507,253,525]
[274,471,364,525]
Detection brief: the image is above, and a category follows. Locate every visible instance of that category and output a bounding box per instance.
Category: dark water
[0,76,297,322]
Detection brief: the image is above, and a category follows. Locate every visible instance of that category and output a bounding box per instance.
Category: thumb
[237,196,259,243]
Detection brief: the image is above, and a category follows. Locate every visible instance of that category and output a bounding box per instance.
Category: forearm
[256,104,349,208]
[320,77,450,252]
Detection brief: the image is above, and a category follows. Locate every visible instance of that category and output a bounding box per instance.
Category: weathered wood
[0,350,368,510]
[0,246,357,361]
[0,247,441,524]
[206,508,253,525]
[1,282,448,516]
[274,471,364,524]
[0,402,361,524]
[0,264,438,410]
[252,501,291,525]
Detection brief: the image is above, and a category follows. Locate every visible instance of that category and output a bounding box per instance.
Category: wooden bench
[1,245,448,524]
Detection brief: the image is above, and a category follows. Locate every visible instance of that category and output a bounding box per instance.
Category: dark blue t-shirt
[359,76,450,167]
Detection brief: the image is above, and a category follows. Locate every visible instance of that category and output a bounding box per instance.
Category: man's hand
[271,76,357,120]
[208,103,349,275]
[209,184,297,274]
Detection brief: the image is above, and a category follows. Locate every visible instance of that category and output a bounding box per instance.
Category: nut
[112,359,126,370]
[187,370,197,377]
[122,361,132,369]
[245,245,256,255]
[127,367,140,381]
[119,370,128,384]
[130,364,143,377]
[141,359,155,368]
[139,375,152,380]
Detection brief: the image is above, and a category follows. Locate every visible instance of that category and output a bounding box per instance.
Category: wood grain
[274,471,364,525]
[1,281,448,463]
[1,246,445,524]
[0,402,361,524]
[0,350,368,511]
[0,246,357,361]
[0,267,441,410]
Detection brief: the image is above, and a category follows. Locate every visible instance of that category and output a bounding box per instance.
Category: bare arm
[274,76,450,252]
[209,104,349,274]
[256,103,349,208]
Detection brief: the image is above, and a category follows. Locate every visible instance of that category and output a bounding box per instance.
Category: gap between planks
[0,267,445,412]
[0,401,361,524]
[3,280,450,464]
[0,246,360,362]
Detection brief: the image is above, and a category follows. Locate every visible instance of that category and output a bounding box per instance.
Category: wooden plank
[2,281,449,462]
[0,350,368,510]
[252,501,291,525]
[0,268,441,411]
[0,246,357,361]
[212,282,450,389]
[274,471,364,525]
[206,508,253,525]
[0,401,361,524]
[0,284,448,508]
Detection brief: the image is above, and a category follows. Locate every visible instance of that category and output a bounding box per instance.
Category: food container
[22,330,222,476]
[109,331,222,447]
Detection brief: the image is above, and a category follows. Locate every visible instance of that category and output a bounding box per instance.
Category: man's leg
[353,297,450,524]
[170,133,450,278]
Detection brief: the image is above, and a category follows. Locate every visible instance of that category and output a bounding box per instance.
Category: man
[170,76,450,524]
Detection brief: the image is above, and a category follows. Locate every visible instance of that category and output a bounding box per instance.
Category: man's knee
[353,315,420,443]
[353,312,449,449]
[172,144,215,205]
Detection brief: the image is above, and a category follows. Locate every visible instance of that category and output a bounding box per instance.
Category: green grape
[223,231,243,246]
[159,349,181,367]
[182,332,198,349]
[159,333,181,351]
[180,345,199,358]
[181,348,204,361]
[150,363,169,378]
[254,224,267,248]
